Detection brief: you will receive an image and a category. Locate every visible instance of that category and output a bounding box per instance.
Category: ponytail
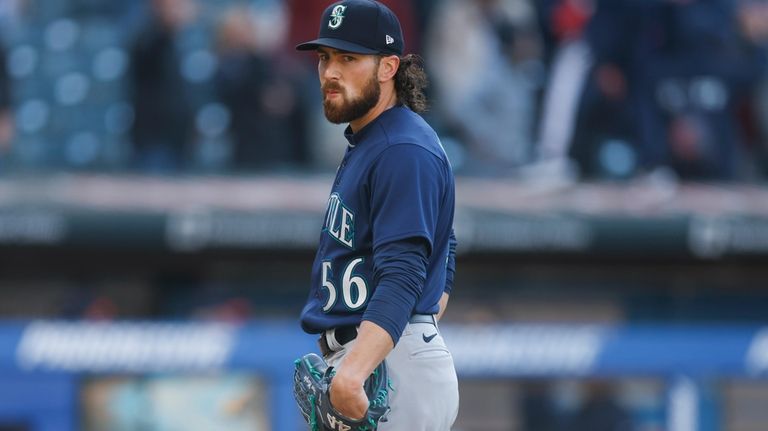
[394,54,429,113]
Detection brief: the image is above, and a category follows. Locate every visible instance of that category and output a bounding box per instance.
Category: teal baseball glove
[293,353,391,431]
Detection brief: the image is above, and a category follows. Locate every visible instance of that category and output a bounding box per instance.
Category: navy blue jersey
[301,106,455,340]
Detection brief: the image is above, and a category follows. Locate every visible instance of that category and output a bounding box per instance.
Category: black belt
[318,314,436,357]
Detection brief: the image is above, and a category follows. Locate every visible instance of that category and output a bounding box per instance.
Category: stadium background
[0,0,768,430]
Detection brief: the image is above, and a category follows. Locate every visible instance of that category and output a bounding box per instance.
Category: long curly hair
[394,54,429,113]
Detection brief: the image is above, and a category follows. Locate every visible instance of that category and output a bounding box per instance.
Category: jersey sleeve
[363,237,429,344]
[368,144,446,254]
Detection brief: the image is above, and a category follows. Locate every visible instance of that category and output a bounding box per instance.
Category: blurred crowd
[0,0,767,182]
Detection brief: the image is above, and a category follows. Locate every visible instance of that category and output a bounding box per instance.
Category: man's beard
[322,73,381,124]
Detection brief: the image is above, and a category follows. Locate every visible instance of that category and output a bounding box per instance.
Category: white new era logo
[385,35,394,45]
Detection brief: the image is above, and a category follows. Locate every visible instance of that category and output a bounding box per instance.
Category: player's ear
[378,55,399,83]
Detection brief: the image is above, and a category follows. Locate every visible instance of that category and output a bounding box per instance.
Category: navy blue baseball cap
[296,0,404,56]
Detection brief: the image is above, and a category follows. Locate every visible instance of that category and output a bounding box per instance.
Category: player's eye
[342,55,356,62]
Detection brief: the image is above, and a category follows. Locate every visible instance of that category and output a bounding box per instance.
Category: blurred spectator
[426,0,542,174]
[625,0,758,181]
[557,0,637,180]
[529,0,595,180]
[736,0,768,178]
[213,5,308,171]
[574,0,761,180]
[128,0,197,173]
[531,0,768,181]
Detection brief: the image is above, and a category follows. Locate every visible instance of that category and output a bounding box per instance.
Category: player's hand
[329,371,369,420]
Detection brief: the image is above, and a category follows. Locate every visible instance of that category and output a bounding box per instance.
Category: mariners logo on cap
[328,5,347,29]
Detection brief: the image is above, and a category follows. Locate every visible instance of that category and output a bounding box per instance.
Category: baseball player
[295,0,459,429]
